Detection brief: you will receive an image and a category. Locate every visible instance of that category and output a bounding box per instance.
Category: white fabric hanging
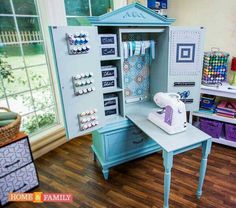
[123,42,128,59]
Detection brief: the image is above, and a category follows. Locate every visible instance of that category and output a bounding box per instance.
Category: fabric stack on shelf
[215,100,236,118]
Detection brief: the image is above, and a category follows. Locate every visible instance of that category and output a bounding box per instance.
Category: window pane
[32,86,54,111]
[0,98,8,108]
[3,68,30,95]
[0,16,18,44]
[28,65,50,90]
[0,82,5,98]
[0,44,24,69]
[8,91,34,115]
[0,0,12,14]
[67,17,91,26]
[64,0,90,16]
[91,0,111,16]
[17,17,42,41]
[36,106,57,130]
[23,43,46,66]
[21,112,38,134]
[12,0,37,15]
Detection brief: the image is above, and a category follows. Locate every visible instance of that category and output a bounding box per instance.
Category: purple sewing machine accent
[164,105,173,126]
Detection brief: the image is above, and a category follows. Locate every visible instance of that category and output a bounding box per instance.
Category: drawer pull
[13,183,27,192]
[132,129,143,135]
[132,138,144,144]
[5,159,20,168]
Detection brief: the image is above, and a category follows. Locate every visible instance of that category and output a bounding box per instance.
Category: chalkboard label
[104,99,117,107]
[102,70,115,78]
[101,47,116,56]
[101,36,115,45]
[105,108,117,116]
[102,80,115,88]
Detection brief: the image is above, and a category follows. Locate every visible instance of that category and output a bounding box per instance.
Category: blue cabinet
[92,119,161,179]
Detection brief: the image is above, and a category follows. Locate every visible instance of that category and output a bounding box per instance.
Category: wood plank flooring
[7,135,236,208]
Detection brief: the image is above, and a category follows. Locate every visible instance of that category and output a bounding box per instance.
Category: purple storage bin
[199,118,223,138]
[225,123,236,141]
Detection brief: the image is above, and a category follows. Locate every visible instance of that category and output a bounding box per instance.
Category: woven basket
[0,107,21,145]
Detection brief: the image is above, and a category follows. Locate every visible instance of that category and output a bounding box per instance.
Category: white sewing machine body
[148,93,187,134]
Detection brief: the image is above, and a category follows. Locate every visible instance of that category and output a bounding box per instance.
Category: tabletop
[126,101,211,152]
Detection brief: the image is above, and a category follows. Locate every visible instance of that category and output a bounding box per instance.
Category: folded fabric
[0,119,15,127]
[0,112,17,120]
[217,100,236,112]
[134,41,141,56]
[123,42,128,59]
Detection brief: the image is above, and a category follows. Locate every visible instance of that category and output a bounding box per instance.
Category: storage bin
[225,123,236,141]
[199,118,223,138]
[200,94,216,110]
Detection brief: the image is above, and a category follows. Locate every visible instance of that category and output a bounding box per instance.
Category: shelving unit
[212,137,236,148]
[192,110,236,125]
[200,83,236,99]
[190,83,236,148]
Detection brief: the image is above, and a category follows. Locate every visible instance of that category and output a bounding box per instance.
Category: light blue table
[126,102,212,208]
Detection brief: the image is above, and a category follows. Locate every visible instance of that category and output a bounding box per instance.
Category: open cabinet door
[168,26,204,111]
[50,26,105,139]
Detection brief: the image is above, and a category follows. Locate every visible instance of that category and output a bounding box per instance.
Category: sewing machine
[148,92,187,134]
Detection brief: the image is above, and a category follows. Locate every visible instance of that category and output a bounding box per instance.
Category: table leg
[162,150,173,208]
[197,139,212,199]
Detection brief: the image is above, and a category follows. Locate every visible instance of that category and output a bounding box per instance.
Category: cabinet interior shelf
[101,57,121,61]
[212,137,236,148]
[103,87,123,94]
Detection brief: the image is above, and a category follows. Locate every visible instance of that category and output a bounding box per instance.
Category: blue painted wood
[92,119,161,179]
[162,151,173,208]
[88,3,175,26]
[102,168,109,180]
[197,139,212,198]
[126,101,211,152]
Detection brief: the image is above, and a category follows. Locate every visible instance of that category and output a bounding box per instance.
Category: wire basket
[0,107,21,146]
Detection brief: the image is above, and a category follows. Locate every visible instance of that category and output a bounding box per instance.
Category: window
[64,0,113,26]
[0,0,59,136]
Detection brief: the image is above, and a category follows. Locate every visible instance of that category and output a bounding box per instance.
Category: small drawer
[0,163,39,206]
[105,126,151,161]
[0,138,32,178]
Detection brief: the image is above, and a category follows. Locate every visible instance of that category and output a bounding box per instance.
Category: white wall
[168,0,236,58]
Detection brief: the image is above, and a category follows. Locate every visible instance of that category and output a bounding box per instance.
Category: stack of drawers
[0,133,39,206]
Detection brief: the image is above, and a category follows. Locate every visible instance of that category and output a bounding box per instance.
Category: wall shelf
[212,137,236,148]
[192,110,236,125]
[191,82,236,148]
[200,83,236,99]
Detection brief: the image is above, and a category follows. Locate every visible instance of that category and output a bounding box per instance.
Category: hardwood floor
[8,135,236,208]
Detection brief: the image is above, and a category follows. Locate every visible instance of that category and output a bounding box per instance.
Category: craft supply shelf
[190,83,236,148]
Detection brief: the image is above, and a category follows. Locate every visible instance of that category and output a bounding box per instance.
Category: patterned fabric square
[176,43,195,63]
[123,52,150,99]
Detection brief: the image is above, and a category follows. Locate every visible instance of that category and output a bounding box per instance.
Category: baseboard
[30,127,67,159]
